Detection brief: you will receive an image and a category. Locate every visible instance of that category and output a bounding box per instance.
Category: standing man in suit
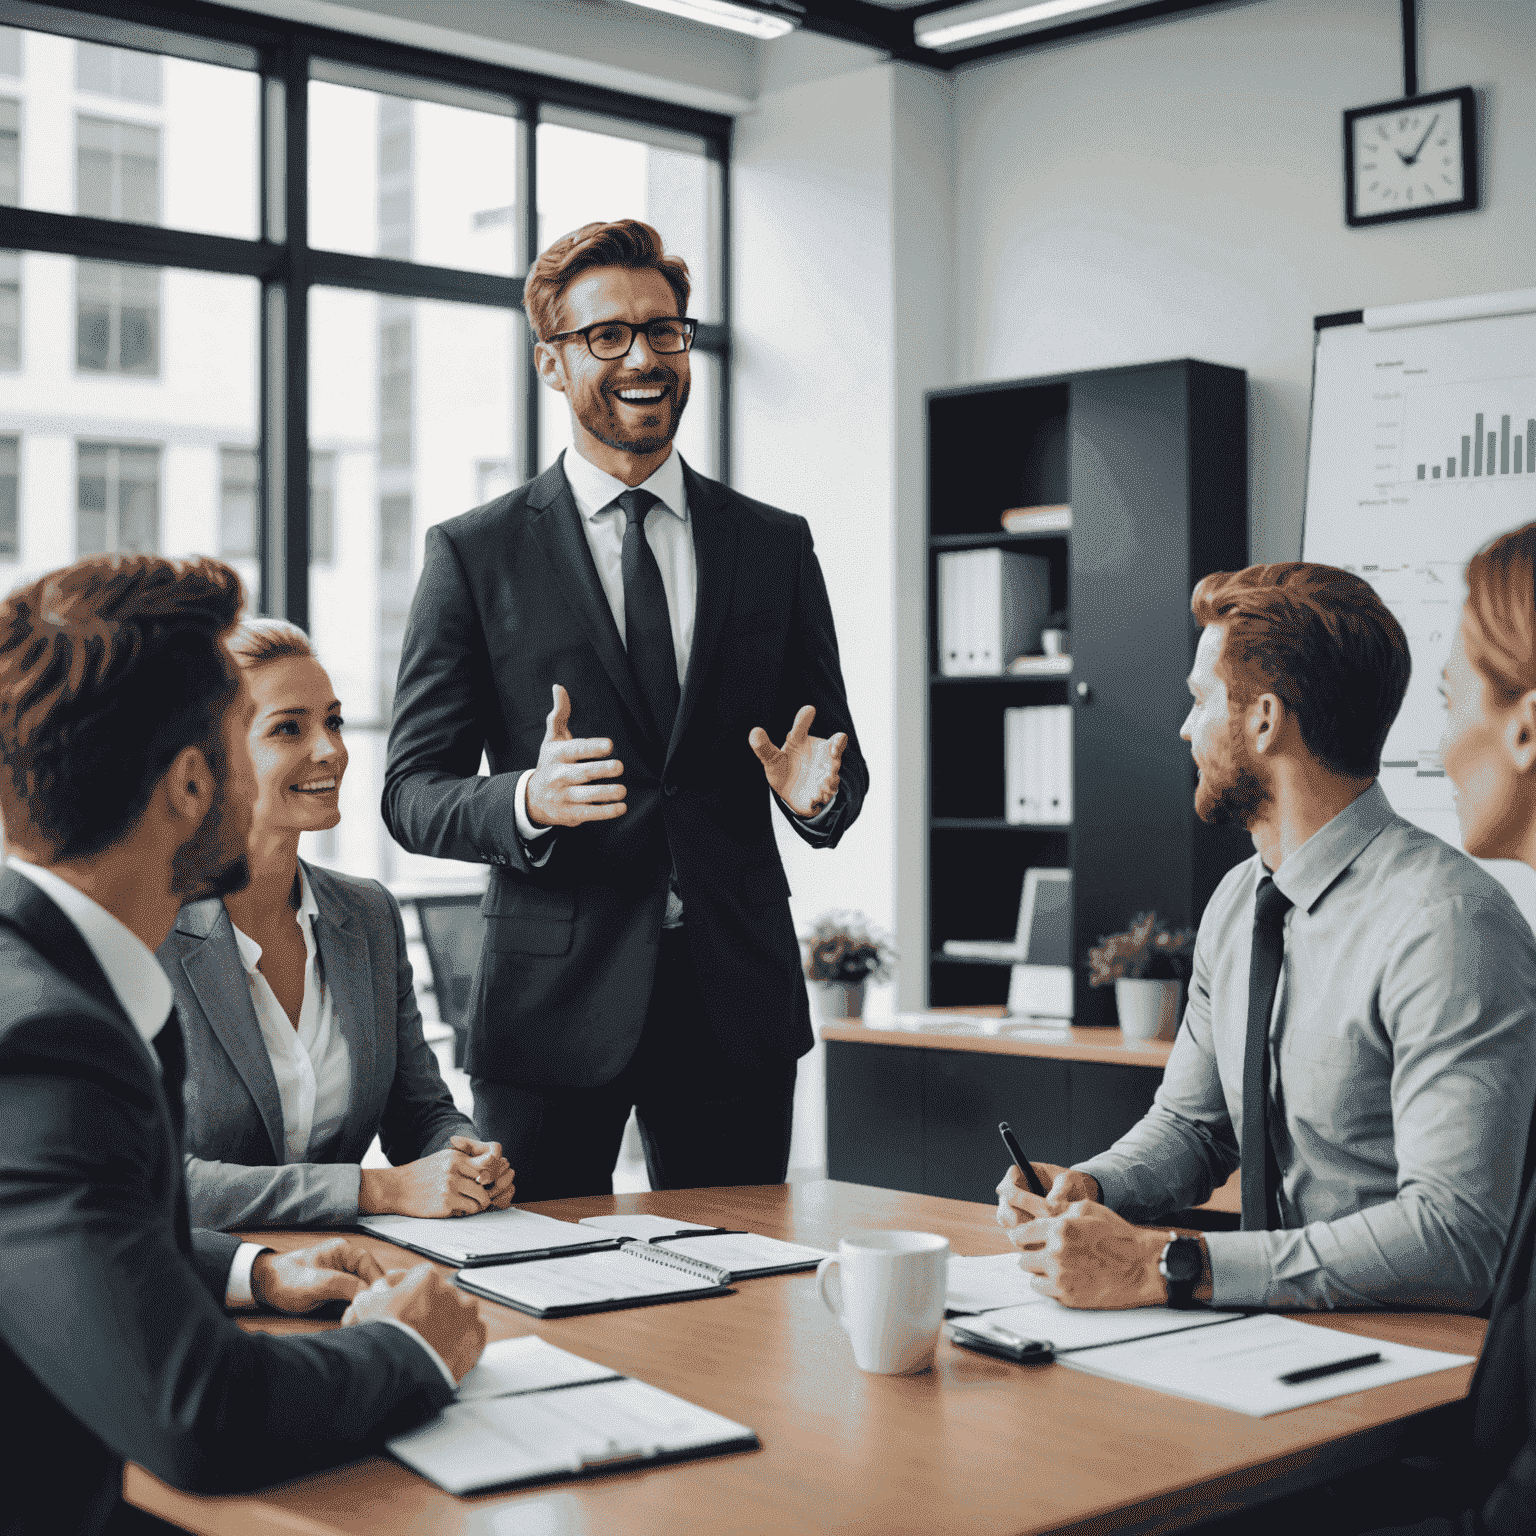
[384,219,866,1201]
[0,554,484,1536]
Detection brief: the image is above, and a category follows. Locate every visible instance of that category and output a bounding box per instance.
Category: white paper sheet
[656,1233,828,1274]
[359,1206,610,1263]
[578,1215,718,1239]
[388,1378,754,1495]
[1061,1313,1475,1416]
[946,1252,1040,1313]
[462,1248,722,1311]
[455,1337,621,1402]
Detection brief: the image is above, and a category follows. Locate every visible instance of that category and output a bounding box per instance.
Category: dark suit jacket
[158,862,474,1231]
[382,455,866,1087]
[0,868,453,1536]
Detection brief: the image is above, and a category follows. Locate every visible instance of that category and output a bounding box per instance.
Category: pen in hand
[998,1122,1049,1199]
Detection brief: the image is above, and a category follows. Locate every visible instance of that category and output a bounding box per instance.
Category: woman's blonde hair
[227,616,315,670]
[1464,523,1536,705]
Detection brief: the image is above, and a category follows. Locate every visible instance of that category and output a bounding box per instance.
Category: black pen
[998,1122,1048,1198]
[1277,1351,1383,1385]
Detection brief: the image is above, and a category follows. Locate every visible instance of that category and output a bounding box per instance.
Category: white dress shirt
[514,445,833,920]
[229,866,352,1164]
[6,857,263,1307]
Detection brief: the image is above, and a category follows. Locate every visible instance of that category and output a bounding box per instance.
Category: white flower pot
[815,981,867,1021]
[1115,978,1181,1042]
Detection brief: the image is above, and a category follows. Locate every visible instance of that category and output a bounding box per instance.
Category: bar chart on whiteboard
[1304,300,1536,837]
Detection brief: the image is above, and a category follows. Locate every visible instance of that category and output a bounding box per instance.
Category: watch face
[1345,87,1477,227]
[1162,1238,1201,1284]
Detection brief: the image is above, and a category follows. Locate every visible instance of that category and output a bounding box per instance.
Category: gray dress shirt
[1077,782,1536,1311]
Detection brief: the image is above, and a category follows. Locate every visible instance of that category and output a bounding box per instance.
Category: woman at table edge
[157,617,516,1231]
[1398,517,1536,1536]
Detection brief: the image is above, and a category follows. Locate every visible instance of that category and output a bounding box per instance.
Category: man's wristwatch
[1159,1234,1204,1309]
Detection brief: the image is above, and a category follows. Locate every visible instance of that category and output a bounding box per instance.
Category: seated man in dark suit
[0,553,486,1536]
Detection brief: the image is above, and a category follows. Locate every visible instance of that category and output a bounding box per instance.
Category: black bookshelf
[926,359,1252,1025]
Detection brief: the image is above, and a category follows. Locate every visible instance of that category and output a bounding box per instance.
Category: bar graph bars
[1417,411,1536,483]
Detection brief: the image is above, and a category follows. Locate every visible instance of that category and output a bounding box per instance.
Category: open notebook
[357,1207,618,1268]
[387,1336,757,1496]
[457,1243,737,1318]
[578,1215,829,1278]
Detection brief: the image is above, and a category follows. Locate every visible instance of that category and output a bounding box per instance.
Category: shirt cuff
[514,769,556,868]
[1202,1231,1275,1308]
[225,1242,269,1309]
[375,1316,460,1392]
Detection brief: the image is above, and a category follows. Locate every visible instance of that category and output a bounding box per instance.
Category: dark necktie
[616,488,681,743]
[1241,877,1293,1231]
[153,1004,187,1145]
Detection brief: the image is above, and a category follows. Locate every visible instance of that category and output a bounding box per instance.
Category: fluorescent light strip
[916,0,1138,51]
[615,0,799,39]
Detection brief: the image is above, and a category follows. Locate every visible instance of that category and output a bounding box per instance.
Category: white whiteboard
[1302,288,1536,924]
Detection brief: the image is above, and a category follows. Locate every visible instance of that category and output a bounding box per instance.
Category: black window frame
[0,0,732,629]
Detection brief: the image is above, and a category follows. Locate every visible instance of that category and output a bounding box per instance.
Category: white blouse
[230,867,352,1163]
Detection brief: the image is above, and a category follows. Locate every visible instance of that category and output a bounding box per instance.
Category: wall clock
[1343,85,1478,227]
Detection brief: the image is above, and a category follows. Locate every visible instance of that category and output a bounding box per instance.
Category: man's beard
[170,749,250,901]
[1195,719,1271,829]
[576,368,690,457]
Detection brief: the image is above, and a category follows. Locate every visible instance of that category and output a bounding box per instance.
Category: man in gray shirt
[997,562,1536,1312]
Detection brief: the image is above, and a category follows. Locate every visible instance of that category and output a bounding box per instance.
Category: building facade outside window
[0,97,18,204]
[219,445,259,558]
[310,450,336,564]
[75,39,161,103]
[77,441,160,555]
[0,252,18,370]
[76,260,159,375]
[77,115,160,224]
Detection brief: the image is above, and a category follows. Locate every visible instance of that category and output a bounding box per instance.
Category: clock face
[1345,87,1478,227]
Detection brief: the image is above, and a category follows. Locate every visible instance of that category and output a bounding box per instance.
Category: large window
[0,10,730,890]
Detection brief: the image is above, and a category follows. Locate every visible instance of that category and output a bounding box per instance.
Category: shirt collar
[6,857,174,1048]
[230,865,319,975]
[561,445,688,526]
[1270,780,1396,914]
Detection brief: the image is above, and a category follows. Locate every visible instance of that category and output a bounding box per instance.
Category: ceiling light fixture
[915,0,1143,52]
[615,0,803,40]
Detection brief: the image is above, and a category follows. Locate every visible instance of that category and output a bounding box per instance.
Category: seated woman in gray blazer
[159,617,516,1231]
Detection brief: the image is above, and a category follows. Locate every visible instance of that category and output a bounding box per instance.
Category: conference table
[126,1181,1483,1536]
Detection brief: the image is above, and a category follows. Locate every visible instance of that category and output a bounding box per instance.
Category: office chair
[410,894,484,1069]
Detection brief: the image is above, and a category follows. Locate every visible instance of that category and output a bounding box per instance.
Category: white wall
[733,55,954,1167]
[951,0,1536,563]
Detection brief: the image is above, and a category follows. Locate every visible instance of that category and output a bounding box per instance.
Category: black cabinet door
[922,1051,1071,1204]
[1068,1061,1162,1165]
[824,1042,924,1194]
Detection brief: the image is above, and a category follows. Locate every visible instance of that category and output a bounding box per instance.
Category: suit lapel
[175,897,287,1164]
[669,464,741,769]
[307,864,377,1150]
[526,456,664,760]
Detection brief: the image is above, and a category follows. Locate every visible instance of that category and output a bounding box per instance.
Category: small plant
[802,911,898,988]
[1088,911,1196,987]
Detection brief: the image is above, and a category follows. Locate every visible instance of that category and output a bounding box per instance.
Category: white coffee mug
[816,1230,950,1375]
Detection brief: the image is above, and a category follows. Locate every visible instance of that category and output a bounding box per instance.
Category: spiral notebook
[578,1215,829,1278]
[456,1240,737,1318]
[356,1207,619,1268]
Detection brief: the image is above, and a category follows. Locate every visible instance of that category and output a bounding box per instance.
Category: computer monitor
[1006,868,1073,1020]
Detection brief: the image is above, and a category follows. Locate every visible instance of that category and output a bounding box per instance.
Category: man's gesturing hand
[526,684,626,828]
[342,1264,487,1382]
[749,705,846,818]
[250,1237,387,1313]
[995,1161,1101,1228]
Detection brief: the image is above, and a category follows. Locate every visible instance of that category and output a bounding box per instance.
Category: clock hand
[1400,113,1440,167]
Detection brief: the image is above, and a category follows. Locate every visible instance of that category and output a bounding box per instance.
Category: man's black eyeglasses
[545,317,698,359]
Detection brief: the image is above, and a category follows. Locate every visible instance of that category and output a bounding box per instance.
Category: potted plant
[1088,912,1196,1043]
[802,911,897,1022]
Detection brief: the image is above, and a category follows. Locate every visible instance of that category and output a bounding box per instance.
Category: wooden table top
[127,1182,1481,1536]
[822,1019,1176,1067]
